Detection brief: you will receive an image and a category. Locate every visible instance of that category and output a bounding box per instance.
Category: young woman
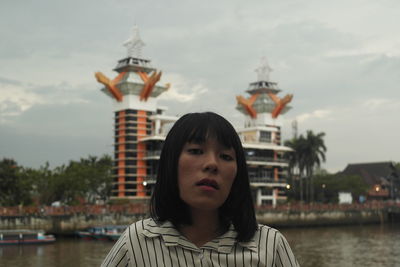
[102,112,299,267]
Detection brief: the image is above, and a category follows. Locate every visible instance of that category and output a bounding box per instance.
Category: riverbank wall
[0,202,399,234]
[256,204,388,227]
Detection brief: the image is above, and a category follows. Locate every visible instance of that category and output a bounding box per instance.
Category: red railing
[256,201,400,212]
[0,203,149,216]
[1,201,399,216]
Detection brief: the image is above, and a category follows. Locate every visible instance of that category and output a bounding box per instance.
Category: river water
[0,223,399,267]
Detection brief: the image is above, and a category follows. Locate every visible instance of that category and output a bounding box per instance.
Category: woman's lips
[196,178,219,190]
[198,185,218,192]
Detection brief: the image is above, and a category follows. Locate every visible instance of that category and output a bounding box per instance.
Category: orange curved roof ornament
[267,92,293,118]
[95,72,125,102]
[138,71,162,101]
[236,93,260,118]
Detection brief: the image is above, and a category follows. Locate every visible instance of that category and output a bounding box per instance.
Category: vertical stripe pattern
[101,218,300,267]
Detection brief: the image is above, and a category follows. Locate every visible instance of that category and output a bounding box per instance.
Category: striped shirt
[101,218,299,267]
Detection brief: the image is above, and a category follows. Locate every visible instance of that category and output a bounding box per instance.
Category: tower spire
[255,56,273,81]
[123,25,146,58]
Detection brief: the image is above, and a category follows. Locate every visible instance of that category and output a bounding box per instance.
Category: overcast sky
[1,0,399,172]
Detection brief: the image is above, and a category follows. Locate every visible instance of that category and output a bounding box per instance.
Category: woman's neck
[179,209,222,248]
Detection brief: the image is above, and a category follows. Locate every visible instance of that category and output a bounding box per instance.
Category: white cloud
[0,80,90,123]
[158,73,208,102]
[293,98,400,129]
[286,98,400,172]
[0,83,43,122]
[362,98,400,111]
[325,41,400,59]
[296,109,332,123]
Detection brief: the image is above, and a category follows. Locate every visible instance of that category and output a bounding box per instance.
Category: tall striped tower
[236,57,293,207]
[95,27,170,199]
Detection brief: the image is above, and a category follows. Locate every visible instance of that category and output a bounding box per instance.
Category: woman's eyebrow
[216,144,234,150]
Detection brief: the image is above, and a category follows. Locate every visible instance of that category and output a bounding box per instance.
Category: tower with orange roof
[96,27,177,200]
[236,57,293,207]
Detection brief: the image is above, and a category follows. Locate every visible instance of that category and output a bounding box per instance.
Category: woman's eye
[187,148,203,155]
[220,154,234,161]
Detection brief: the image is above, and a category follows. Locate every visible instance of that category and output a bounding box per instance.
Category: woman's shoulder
[256,225,300,266]
[125,218,154,234]
[127,218,153,227]
[101,218,161,267]
[253,224,287,245]
[256,224,280,234]
[125,218,176,237]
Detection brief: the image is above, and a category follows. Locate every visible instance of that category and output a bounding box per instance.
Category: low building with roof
[341,161,400,200]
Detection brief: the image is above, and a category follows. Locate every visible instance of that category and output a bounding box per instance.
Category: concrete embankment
[256,209,387,227]
[0,203,399,234]
[0,213,147,234]
[0,204,148,234]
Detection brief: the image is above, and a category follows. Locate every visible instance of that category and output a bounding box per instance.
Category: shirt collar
[142,218,257,253]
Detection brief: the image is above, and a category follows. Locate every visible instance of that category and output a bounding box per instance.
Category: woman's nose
[203,153,218,173]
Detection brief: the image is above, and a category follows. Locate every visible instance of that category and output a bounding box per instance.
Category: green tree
[60,155,112,204]
[302,130,327,202]
[285,130,327,202]
[284,137,306,201]
[0,158,32,206]
[24,163,57,205]
[88,155,113,202]
[0,155,112,206]
[313,173,369,203]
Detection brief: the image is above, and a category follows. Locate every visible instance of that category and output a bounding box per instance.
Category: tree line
[0,155,112,206]
[284,130,369,203]
[1,129,384,206]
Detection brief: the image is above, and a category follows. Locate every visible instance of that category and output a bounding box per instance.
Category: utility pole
[292,119,298,139]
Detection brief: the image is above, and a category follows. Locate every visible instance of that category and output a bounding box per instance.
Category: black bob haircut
[150,112,258,242]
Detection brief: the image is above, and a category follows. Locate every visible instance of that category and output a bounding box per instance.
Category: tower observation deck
[95,26,177,200]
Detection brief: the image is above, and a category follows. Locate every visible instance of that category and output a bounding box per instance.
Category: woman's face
[177,137,237,212]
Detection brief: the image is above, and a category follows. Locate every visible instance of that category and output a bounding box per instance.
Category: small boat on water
[0,230,56,245]
[76,225,127,241]
[103,225,128,241]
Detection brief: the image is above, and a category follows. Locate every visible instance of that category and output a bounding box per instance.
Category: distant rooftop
[341,161,399,185]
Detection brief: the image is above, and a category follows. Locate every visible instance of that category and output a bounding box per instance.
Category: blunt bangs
[185,113,238,150]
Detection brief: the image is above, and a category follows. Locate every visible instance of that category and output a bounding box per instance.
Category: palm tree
[302,130,327,202]
[284,136,307,202]
[285,130,327,202]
